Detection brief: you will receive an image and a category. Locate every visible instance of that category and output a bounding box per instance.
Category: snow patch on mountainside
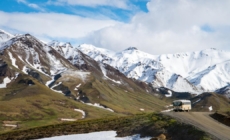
[193,99,201,104]
[82,102,114,112]
[74,83,81,90]
[99,63,121,84]
[8,52,18,69]
[61,70,90,83]
[50,82,65,94]
[165,90,172,97]
[0,77,11,88]
[46,76,55,87]
[74,109,85,119]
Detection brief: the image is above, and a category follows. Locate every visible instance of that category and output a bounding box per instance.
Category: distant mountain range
[76,43,230,97]
[1,29,230,99]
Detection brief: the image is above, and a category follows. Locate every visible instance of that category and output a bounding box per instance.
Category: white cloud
[17,0,26,3]
[82,0,230,54]
[17,0,45,11]
[48,0,131,9]
[28,3,44,11]
[0,11,119,41]
[2,0,230,55]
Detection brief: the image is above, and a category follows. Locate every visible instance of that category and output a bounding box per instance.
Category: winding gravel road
[162,112,230,140]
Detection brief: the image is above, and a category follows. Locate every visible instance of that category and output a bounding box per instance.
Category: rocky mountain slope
[77,45,202,94]
[0,29,168,133]
[77,44,230,97]
[215,85,230,98]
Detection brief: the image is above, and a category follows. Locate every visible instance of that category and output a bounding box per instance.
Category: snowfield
[38,131,151,140]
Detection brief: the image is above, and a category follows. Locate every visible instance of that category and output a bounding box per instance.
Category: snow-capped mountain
[2,28,230,96]
[1,34,74,76]
[0,31,86,99]
[78,44,202,94]
[48,41,87,68]
[0,30,171,123]
[77,44,230,94]
[50,42,151,91]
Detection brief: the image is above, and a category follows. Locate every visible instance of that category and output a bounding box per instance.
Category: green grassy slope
[191,92,230,112]
[0,113,211,140]
[0,72,168,133]
[0,74,118,133]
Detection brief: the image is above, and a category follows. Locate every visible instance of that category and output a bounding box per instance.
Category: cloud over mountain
[1,0,230,54]
[83,0,230,54]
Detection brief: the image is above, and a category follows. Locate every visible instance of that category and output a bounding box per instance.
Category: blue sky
[0,0,230,54]
[0,0,149,22]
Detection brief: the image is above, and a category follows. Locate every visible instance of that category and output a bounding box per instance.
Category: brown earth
[210,112,230,127]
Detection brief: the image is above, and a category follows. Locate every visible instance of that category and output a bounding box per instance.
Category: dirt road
[163,112,230,140]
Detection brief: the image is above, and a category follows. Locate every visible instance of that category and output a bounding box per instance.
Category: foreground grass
[0,113,212,140]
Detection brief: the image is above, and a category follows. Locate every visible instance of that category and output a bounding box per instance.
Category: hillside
[0,30,167,133]
[191,92,230,112]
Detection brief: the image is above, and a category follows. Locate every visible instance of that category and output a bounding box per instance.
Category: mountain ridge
[1,29,230,97]
[77,44,230,96]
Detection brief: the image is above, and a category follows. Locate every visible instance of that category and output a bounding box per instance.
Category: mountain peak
[0,29,14,37]
[210,48,217,50]
[0,29,14,43]
[125,47,138,51]
[48,40,66,47]
[79,44,97,49]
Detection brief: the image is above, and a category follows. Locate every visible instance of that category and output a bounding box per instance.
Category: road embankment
[162,112,230,140]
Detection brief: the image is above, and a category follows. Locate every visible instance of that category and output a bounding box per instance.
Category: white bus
[173,100,191,112]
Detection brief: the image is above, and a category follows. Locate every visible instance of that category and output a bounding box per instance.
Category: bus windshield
[173,101,182,106]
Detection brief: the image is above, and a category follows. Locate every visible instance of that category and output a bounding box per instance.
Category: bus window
[173,101,182,106]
